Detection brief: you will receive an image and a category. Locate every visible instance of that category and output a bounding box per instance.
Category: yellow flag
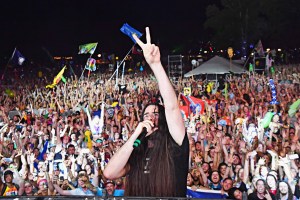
[46,66,66,89]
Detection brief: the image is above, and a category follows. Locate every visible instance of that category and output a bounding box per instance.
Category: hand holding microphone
[133,120,157,149]
[133,127,148,148]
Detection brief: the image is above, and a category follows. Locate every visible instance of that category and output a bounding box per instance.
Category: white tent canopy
[184,56,246,77]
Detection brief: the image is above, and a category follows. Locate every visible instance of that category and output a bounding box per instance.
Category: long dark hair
[275,181,294,200]
[125,103,178,196]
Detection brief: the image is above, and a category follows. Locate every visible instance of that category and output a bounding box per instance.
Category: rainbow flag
[85,58,96,71]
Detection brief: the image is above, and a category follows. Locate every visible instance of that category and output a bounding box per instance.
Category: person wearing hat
[0,169,24,196]
[96,180,124,197]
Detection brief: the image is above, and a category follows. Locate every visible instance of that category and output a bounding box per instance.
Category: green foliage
[204,0,300,50]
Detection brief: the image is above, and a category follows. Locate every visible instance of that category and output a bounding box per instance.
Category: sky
[0,0,219,61]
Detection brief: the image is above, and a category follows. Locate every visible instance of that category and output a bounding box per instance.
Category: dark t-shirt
[127,132,189,197]
[173,133,189,197]
[248,192,276,200]
[237,181,247,193]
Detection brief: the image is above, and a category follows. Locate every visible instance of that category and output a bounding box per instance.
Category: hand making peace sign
[133,27,161,66]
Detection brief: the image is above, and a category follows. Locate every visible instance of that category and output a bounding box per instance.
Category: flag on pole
[46,66,66,89]
[120,23,142,43]
[11,48,26,66]
[255,40,264,57]
[78,43,98,54]
[85,58,96,71]
[179,94,205,117]
[188,96,205,115]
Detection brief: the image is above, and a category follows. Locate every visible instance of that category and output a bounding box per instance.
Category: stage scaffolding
[168,55,183,83]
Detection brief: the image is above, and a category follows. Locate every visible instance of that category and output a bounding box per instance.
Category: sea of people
[0,63,300,199]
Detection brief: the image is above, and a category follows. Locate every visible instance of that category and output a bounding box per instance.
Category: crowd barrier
[0,196,231,200]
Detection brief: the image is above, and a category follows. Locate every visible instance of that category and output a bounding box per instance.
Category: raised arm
[104,27,185,180]
[133,28,185,145]
[86,105,94,131]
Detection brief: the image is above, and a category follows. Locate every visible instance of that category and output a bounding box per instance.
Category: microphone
[133,127,147,148]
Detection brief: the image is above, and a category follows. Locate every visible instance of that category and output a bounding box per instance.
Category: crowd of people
[1,31,300,199]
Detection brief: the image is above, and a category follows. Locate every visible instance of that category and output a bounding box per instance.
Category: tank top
[1,184,18,196]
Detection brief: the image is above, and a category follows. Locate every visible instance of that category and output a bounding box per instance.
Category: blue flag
[186,187,228,198]
[120,23,142,43]
[11,48,25,66]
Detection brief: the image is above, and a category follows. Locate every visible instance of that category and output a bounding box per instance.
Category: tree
[204,0,300,54]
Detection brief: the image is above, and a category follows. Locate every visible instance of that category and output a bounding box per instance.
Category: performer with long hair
[103,27,189,197]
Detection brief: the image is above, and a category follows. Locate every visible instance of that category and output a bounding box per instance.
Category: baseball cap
[104,180,115,186]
